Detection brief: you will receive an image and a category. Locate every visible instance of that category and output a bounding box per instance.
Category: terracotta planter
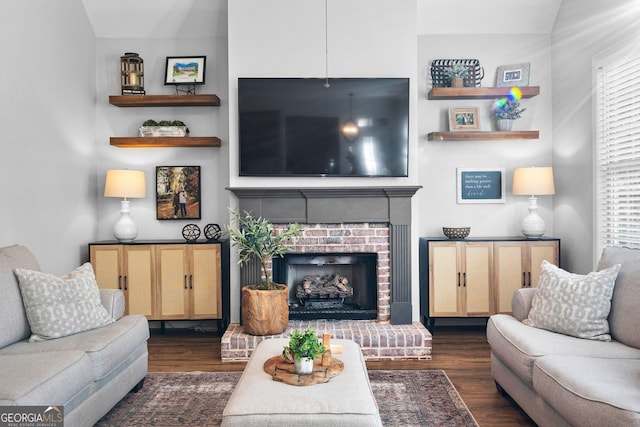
[241,284,289,336]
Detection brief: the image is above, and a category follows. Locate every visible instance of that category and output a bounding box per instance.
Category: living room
[1,0,639,425]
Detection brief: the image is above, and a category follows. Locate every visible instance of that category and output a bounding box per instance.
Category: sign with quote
[457,168,506,204]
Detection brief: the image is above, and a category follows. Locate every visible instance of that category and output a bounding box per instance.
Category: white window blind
[595,52,640,256]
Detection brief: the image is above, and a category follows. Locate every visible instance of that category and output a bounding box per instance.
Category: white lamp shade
[104,169,146,199]
[512,167,555,196]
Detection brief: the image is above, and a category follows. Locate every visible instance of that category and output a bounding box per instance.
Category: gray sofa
[0,245,149,427]
[487,246,640,426]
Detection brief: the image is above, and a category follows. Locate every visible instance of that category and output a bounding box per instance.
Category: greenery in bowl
[141,119,187,126]
[443,64,470,79]
[282,327,326,362]
[493,97,526,120]
[227,208,304,290]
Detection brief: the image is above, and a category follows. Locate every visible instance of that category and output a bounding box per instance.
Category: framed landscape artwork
[164,56,206,85]
[457,168,506,204]
[156,166,201,220]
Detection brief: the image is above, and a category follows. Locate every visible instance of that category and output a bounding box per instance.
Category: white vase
[294,357,314,375]
[497,119,514,131]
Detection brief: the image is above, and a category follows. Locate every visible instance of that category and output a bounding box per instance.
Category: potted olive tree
[228,209,304,336]
[282,327,326,374]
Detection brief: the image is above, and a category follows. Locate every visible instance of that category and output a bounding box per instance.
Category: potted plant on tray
[493,96,526,131]
[444,64,470,88]
[282,327,326,374]
[228,209,304,336]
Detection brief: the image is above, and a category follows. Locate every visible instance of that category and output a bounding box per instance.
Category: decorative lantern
[120,52,145,95]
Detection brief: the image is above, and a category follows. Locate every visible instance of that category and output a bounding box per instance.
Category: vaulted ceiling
[81,0,562,39]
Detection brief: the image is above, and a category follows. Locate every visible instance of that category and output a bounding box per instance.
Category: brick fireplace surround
[222,187,432,361]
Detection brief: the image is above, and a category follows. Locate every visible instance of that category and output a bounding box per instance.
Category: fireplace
[228,186,421,324]
[273,253,378,320]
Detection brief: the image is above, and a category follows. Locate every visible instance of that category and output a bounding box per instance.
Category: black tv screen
[238,78,409,177]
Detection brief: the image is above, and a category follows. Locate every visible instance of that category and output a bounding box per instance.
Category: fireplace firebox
[273,253,378,320]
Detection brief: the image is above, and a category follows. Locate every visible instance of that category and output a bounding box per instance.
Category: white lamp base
[521,196,546,238]
[113,200,138,242]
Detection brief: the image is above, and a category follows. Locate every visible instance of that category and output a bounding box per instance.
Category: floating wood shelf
[427,86,540,100]
[110,137,221,148]
[427,131,539,141]
[109,94,220,107]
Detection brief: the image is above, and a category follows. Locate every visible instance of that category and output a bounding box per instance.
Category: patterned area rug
[96,370,478,427]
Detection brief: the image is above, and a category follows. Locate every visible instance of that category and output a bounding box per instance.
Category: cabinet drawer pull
[457,272,461,287]
[190,275,194,289]
[118,275,123,290]
[184,275,188,289]
[123,276,127,290]
[522,272,526,287]
[527,272,532,287]
[463,272,466,287]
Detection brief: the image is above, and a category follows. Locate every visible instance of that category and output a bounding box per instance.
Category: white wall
[228,0,419,321]
[551,0,640,272]
[417,34,554,239]
[0,0,97,274]
[95,37,230,242]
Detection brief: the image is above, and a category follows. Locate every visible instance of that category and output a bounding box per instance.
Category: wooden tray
[263,355,344,386]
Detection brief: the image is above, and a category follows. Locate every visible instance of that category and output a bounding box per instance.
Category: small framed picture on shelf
[449,107,480,131]
[457,168,506,204]
[496,62,530,87]
[156,166,201,220]
[164,56,206,85]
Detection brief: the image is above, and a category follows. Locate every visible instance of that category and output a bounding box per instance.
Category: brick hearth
[221,320,432,362]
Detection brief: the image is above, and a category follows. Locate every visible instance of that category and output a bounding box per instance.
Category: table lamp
[512,167,555,238]
[104,169,146,242]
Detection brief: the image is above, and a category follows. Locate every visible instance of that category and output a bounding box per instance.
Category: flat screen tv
[238,78,409,177]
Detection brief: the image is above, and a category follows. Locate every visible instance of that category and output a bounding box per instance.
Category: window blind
[595,53,640,255]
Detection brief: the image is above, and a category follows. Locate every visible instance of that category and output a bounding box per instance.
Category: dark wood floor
[148,325,536,427]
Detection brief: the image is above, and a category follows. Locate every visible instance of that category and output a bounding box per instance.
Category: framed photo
[164,56,206,85]
[449,107,480,131]
[156,166,201,220]
[496,62,530,87]
[457,168,506,204]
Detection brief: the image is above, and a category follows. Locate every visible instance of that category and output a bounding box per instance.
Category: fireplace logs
[296,274,353,309]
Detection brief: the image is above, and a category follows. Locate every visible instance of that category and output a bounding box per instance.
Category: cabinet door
[429,242,462,316]
[123,245,156,318]
[493,242,526,314]
[463,242,492,316]
[90,245,123,290]
[527,241,559,287]
[156,245,189,319]
[190,244,222,319]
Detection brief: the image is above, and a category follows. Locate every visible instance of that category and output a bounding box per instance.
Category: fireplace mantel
[227,186,421,324]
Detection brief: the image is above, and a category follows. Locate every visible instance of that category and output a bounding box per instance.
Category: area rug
[96,370,478,427]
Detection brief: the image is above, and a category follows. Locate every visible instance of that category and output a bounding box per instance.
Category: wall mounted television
[238,77,409,177]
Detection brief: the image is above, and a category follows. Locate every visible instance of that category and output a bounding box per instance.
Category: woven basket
[430,59,484,88]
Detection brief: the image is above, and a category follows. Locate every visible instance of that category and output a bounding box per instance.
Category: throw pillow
[523,260,620,341]
[15,262,114,342]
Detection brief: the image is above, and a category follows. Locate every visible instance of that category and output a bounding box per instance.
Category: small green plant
[227,208,304,290]
[444,64,470,79]
[282,327,326,362]
[493,97,526,120]
[141,119,187,126]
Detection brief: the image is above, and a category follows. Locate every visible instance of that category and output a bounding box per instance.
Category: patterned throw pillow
[523,260,621,341]
[15,263,114,342]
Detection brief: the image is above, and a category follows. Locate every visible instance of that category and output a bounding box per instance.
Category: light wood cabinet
[420,237,559,329]
[156,244,222,320]
[493,240,559,314]
[428,241,492,318]
[89,241,229,326]
[89,244,155,317]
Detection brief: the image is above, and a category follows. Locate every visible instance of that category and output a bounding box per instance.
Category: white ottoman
[221,338,382,427]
